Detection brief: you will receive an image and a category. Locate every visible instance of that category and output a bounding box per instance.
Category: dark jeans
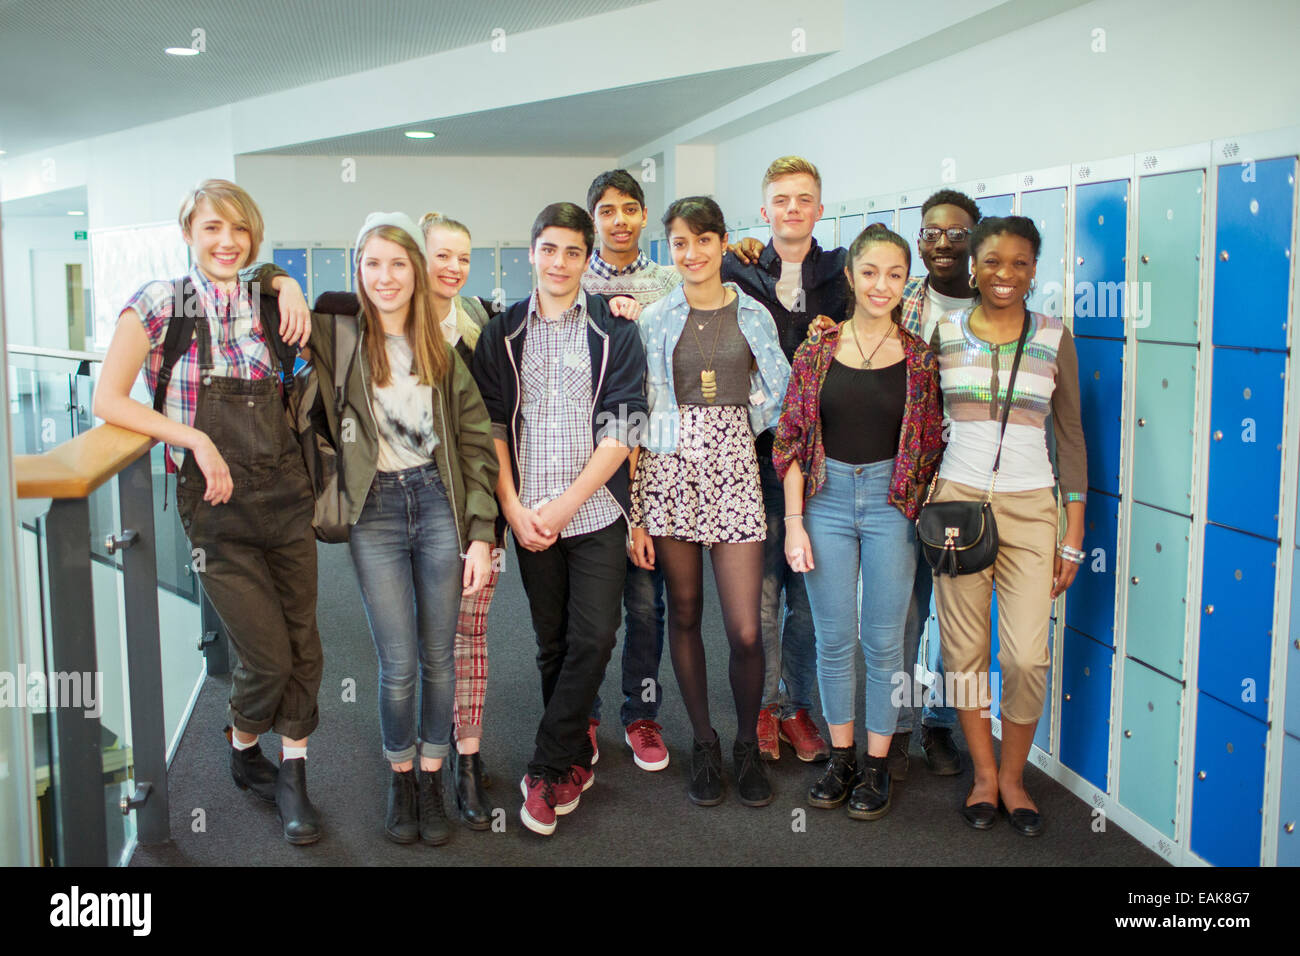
[515,518,628,778]
[591,560,667,727]
[758,454,816,719]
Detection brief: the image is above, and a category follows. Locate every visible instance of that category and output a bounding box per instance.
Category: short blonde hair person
[761,156,823,194]
[419,211,471,241]
[177,179,265,264]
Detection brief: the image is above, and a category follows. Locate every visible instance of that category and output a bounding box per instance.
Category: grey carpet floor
[131,541,1163,867]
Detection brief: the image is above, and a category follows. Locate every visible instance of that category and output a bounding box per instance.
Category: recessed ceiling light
[68,210,86,216]
[165,47,200,56]
[404,130,436,140]
[0,150,7,156]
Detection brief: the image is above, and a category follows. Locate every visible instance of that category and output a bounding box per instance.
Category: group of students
[94,154,1086,846]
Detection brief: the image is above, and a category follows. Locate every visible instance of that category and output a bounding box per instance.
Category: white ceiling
[1,186,87,217]
[0,0,656,156]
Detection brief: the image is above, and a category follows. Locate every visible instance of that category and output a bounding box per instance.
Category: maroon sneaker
[553,764,594,815]
[588,719,600,766]
[779,708,831,762]
[519,773,557,836]
[624,719,670,771]
[756,704,781,761]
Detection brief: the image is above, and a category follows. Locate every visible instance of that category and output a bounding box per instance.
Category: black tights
[654,537,764,744]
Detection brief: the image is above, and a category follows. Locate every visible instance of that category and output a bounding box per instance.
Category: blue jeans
[348,463,461,763]
[591,560,667,727]
[896,545,958,733]
[802,459,914,736]
[759,453,816,718]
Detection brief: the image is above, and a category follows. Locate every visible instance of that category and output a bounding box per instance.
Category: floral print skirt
[631,403,766,545]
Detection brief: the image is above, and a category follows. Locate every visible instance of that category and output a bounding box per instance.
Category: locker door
[1073,179,1130,339]
[838,214,864,249]
[1136,169,1204,344]
[813,217,837,251]
[1125,503,1190,679]
[1288,554,1300,736]
[866,208,894,230]
[1190,691,1266,866]
[498,246,533,304]
[1118,657,1183,838]
[1021,188,1067,318]
[1211,157,1296,351]
[272,248,308,301]
[897,206,923,277]
[1131,343,1198,514]
[1206,347,1286,540]
[974,193,1013,219]
[310,248,347,299]
[1074,336,1124,496]
[1198,524,1276,722]
[1035,617,1056,754]
[1278,733,1300,867]
[463,246,497,302]
[348,247,355,283]
[1065,491,1119,645]
[1060,627,1114,791]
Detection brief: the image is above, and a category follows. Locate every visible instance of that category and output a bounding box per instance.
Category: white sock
[282,744,307,762]
[231,733,257,751]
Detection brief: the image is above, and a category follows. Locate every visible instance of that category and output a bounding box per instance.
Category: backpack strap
[255,291,298,406]
[153,278,197,413]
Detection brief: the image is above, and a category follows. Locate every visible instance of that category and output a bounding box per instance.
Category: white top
[921,285,973,342]
[439,298,460,347]
[775,259,802,311]
[938,419,1055,492]
[372,333,439,472]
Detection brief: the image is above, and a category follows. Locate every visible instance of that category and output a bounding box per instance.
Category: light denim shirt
[637,282,791,453]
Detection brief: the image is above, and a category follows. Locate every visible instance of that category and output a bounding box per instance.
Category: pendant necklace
[849,317,894,369]
[688,293,729,402]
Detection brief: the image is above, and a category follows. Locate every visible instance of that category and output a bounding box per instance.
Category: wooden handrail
[16,424,155,500]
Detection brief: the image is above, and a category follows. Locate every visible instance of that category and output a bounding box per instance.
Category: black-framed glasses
[918,227,971,243]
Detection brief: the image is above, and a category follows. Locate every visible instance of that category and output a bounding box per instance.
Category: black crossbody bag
[916,314,1030,577]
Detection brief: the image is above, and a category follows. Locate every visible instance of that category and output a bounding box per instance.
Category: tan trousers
[931,478,1058,724]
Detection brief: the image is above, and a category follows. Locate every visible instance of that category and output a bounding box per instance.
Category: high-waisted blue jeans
[802,458,916,736]
[349,462,462,763]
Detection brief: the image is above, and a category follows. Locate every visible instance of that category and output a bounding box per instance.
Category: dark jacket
[470,291,647,524]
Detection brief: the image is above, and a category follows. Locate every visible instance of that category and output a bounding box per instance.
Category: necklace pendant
[700,368,717,403]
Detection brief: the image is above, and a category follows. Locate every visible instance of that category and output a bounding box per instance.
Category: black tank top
[819,358,906,464]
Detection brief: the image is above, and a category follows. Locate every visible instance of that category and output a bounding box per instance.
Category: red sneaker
[519,773,557,836]
[553,764,594,816]
[756,704,781,761]
[587,719,600,766]
[624,719,670,771]
[779,708,831,763]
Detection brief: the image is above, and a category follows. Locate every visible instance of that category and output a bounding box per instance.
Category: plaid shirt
[124,266,273,465]
[900,275,928,337]
[517,290,622,538]
[583,251,681,306]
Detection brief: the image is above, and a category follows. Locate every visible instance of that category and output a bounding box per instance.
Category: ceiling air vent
[1023,174,1034,187]
[976,182,986,194]
[1078,165,1092,180]
[1143,154,1158,169]
[1222,141,1240,159]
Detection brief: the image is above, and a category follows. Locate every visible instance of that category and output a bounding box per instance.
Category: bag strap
[986,312,1032,500]
[255,291,297,407]
[153,278,197,413]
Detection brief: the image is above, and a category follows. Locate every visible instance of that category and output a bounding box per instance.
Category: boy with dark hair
[581,168,682,773]
[471,201,648,836]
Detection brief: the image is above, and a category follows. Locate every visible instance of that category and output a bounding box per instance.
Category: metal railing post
[200,587,231,676]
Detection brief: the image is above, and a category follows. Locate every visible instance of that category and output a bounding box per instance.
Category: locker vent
[976,182,986,194]
[1222,141,1240,158]
[1143,154,1158,169]
[1023,174,1034,186]
[1078,165,1092,180]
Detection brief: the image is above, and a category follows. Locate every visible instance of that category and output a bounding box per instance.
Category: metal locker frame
[862,192,897,231]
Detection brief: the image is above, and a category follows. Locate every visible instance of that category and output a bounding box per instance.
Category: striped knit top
[930,307,1087,502]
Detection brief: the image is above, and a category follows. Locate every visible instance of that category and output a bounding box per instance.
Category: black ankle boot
[418,768,450,846]
[275,757,321,845]
[226,728,278,803]
[454,751,493,830]
[809,745,857,809]
[385,768,418,844]
[733,739,773,807]
[688,733,724,806]
[847,754,892,821]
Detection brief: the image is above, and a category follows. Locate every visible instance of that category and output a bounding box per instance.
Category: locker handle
[1140,255,1150,264]
[1064,693,1072,701]
[1213,431,1223,441]
[1137,418,1146,427]
[1076,256,1085,266]
[1286,822,1296,834]
[1220,250,1229,261]
[1131,576,1140,585]
[1197,771,1207,780]
[1124,730,1132,738]
[1204,604,1214,615]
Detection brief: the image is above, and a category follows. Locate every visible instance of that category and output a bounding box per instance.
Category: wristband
[784,515,804,521]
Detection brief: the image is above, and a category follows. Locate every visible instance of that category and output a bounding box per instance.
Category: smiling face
[761,173,823,243]
[359,234,417,320]
[847,241,909,320]
[184,197,252,283]
[919,203,975,284]
[971,232,1037,308]
[530,226,590,299]
[592,188,647,257]
[425,225,471,301]
[667,217,726,286]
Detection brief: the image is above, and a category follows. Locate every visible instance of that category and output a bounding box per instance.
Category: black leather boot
[385,768,418,844]
[226,727,278,803]
[454,750,493,831]
[418,767,451,846]
[688,733,724,806]
[733,739,774,807]
[275,757,322,845]
[886,731,911,781]
[809,745,857,809]
[847,754,892,821]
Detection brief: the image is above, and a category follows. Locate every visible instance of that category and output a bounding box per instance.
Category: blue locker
[1287,553,1300,736]
[1190,691,1266,866]
[1124,503,1190,679]
[897,206,924,277]
[310,248,348,299]
[349,247,355,282]
[1020,188,1067,318]
[1211,157,1296,352]
[838,214,864,247]
[1060,627,1114,791]
[498,247,533,304]
[1073,336,1124,496]
[1073,179,1129,339]
[1206,347,1286,540]
[1278,733,1300,867]
[865,208,894,231]
[1066,491,1119,645]
[974,193,1013,219]
[813,217,837,251]
[272,248,308,302]
[1118,657,1183,839]
[1199,524,1276,723]
[463,246,497,301]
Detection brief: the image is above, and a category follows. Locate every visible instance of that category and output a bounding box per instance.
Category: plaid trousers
[453,566,498,740]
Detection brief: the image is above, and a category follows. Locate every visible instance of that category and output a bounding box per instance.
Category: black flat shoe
[809,746,857,809]
[275,757,322,846]
[453,750,494,831]
[846,754,892,821]
[999,799,1044,838]
[960,790,998,831]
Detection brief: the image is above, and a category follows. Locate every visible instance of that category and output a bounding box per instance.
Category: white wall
[1,217,88,349]
[708,0,1300,218]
